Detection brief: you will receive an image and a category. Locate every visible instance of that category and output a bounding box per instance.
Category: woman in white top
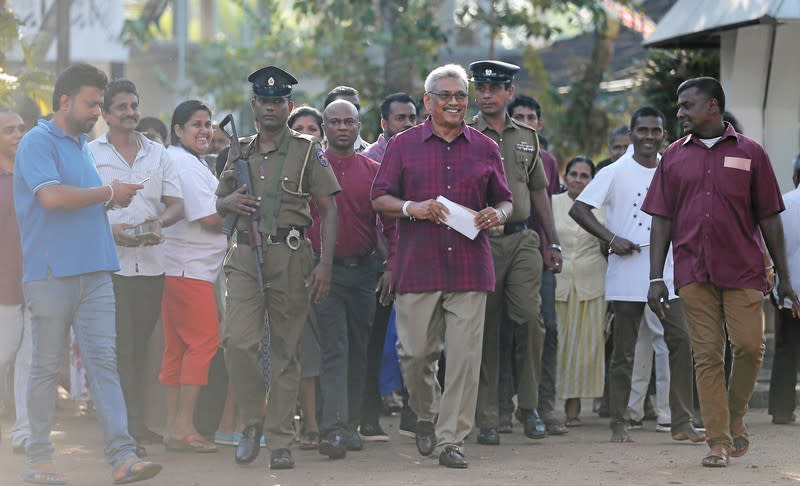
[553,156,607,427]
[160,100,227,453]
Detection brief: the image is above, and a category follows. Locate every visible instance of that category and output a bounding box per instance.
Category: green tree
[0,3,54,119]
[638,48,720,142]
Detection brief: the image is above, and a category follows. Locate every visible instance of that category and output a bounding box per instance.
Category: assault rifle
[219,114,264,293]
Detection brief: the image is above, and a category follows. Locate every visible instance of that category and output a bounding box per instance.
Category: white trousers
[0,303,32,447]
[626,306,671,423]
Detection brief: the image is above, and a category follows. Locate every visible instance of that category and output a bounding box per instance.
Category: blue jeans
[379,307,403,397]
[24,272,136,468]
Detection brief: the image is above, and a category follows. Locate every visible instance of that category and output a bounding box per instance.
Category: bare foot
[672,423,706,443]
[610,423,634,443]
[112,455,162,484]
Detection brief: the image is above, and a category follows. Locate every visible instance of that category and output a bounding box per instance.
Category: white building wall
[722,23,799,191]
[763,22,800,189]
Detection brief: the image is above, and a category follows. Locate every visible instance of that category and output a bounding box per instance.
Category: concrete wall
[722,23,800,192]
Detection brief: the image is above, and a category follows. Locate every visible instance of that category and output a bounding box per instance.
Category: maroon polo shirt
[371,119,513,293]
[309,150,380,258]
[641,123,784,292]
[0,172,24,305]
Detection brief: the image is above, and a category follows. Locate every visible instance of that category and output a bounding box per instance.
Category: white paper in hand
[436,195,479,240]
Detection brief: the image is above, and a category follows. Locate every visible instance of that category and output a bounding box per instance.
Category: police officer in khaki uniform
[216,66,341,470]
[467,60,563,446]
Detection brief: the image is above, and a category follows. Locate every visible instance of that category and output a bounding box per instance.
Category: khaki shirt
[468,113,547,223]
[216,126,341,232]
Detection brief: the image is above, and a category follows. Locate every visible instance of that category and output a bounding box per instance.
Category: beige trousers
[395,291,487,449]
[679,282,765,449]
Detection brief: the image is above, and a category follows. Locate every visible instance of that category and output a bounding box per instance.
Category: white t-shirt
[576,146,677,302]
[776,187,800,309]
[162,145,227,282]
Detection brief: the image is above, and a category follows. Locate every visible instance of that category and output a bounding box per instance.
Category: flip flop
[21,469,68,485]
[176,432,217,453]
[113,459,162,485]
[731,436,749,458]
[701,448,729,467]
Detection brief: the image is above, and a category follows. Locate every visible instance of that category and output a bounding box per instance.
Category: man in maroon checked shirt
[310,99,384,460]
[643,77,800,468]
[371,64,513,469]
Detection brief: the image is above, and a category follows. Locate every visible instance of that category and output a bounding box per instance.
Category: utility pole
[56,0,72,73]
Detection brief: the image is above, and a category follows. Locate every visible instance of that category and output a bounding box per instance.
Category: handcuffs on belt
[286,228,302,251]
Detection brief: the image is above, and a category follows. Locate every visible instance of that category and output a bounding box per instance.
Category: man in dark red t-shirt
[643,77,800,468]
[0,108,30,453]
[310,99,382,460]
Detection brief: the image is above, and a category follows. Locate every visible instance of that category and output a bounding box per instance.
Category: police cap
[468,60,520,85]
[248,66,298,98]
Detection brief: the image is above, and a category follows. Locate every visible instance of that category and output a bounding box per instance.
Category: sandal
[299,431,319,450]
[21,469,68,485]
[112,458,162,485]
[166,433,217,453]
[731,435,749,458]
[565,417,582,427]
[701,447,729,467]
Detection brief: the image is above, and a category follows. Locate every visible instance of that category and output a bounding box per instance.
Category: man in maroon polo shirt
[371,63,513,469]
[643,77,800,468]
[310,99,383,460]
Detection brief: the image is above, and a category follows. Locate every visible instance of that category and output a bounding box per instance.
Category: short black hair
[608,125,631,147]
[288,106,323,133]
[507,94,542,119]
[565,155,596,179]
[136,116,168,142]
[630,106,666,131]
[379,92,415,120]
[677,77,726,113]
[169,99,212,146]
[324,86,360,109]
[103,79,138,112]
[52,63,108,111]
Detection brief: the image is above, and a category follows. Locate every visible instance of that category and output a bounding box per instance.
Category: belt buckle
[286,228,301,250]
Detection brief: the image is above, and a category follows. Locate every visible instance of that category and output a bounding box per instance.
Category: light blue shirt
[14,119,119,282]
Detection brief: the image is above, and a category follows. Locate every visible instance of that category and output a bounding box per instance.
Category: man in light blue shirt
[14,63,161,485]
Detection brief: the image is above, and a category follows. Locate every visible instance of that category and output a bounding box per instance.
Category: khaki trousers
[223,239,314,449]
[395,291,487,449]
[679,282,765,449]
[476,230,544,427]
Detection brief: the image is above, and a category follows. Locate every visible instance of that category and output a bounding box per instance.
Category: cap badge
[268,77,275,86]
[485,69,493,75]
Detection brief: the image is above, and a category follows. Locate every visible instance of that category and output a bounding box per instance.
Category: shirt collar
[39,118,88,145]
[472,112,515,133]
[95,131,153,156]
[420,118,472,143]
[682,122,739,146]
[245,125,291,157]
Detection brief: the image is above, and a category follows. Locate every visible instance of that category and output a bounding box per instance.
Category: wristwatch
[549,243,562,252]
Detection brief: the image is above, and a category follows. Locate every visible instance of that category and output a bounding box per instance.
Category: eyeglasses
[428,91,469,102]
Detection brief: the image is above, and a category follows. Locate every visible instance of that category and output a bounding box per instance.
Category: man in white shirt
[768,154,800,424]
[90,79,183,450]
[569,107,704,443]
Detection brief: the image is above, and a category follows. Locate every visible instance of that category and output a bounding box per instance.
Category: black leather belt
[237,227,306,245]
[489,222,528,237]
[333,253,376,268]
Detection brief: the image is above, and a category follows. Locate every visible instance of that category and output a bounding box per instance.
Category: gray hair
[608,125,631,147]
[424,64,468,93]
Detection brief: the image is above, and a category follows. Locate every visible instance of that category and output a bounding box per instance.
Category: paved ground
[1,406,798,485]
